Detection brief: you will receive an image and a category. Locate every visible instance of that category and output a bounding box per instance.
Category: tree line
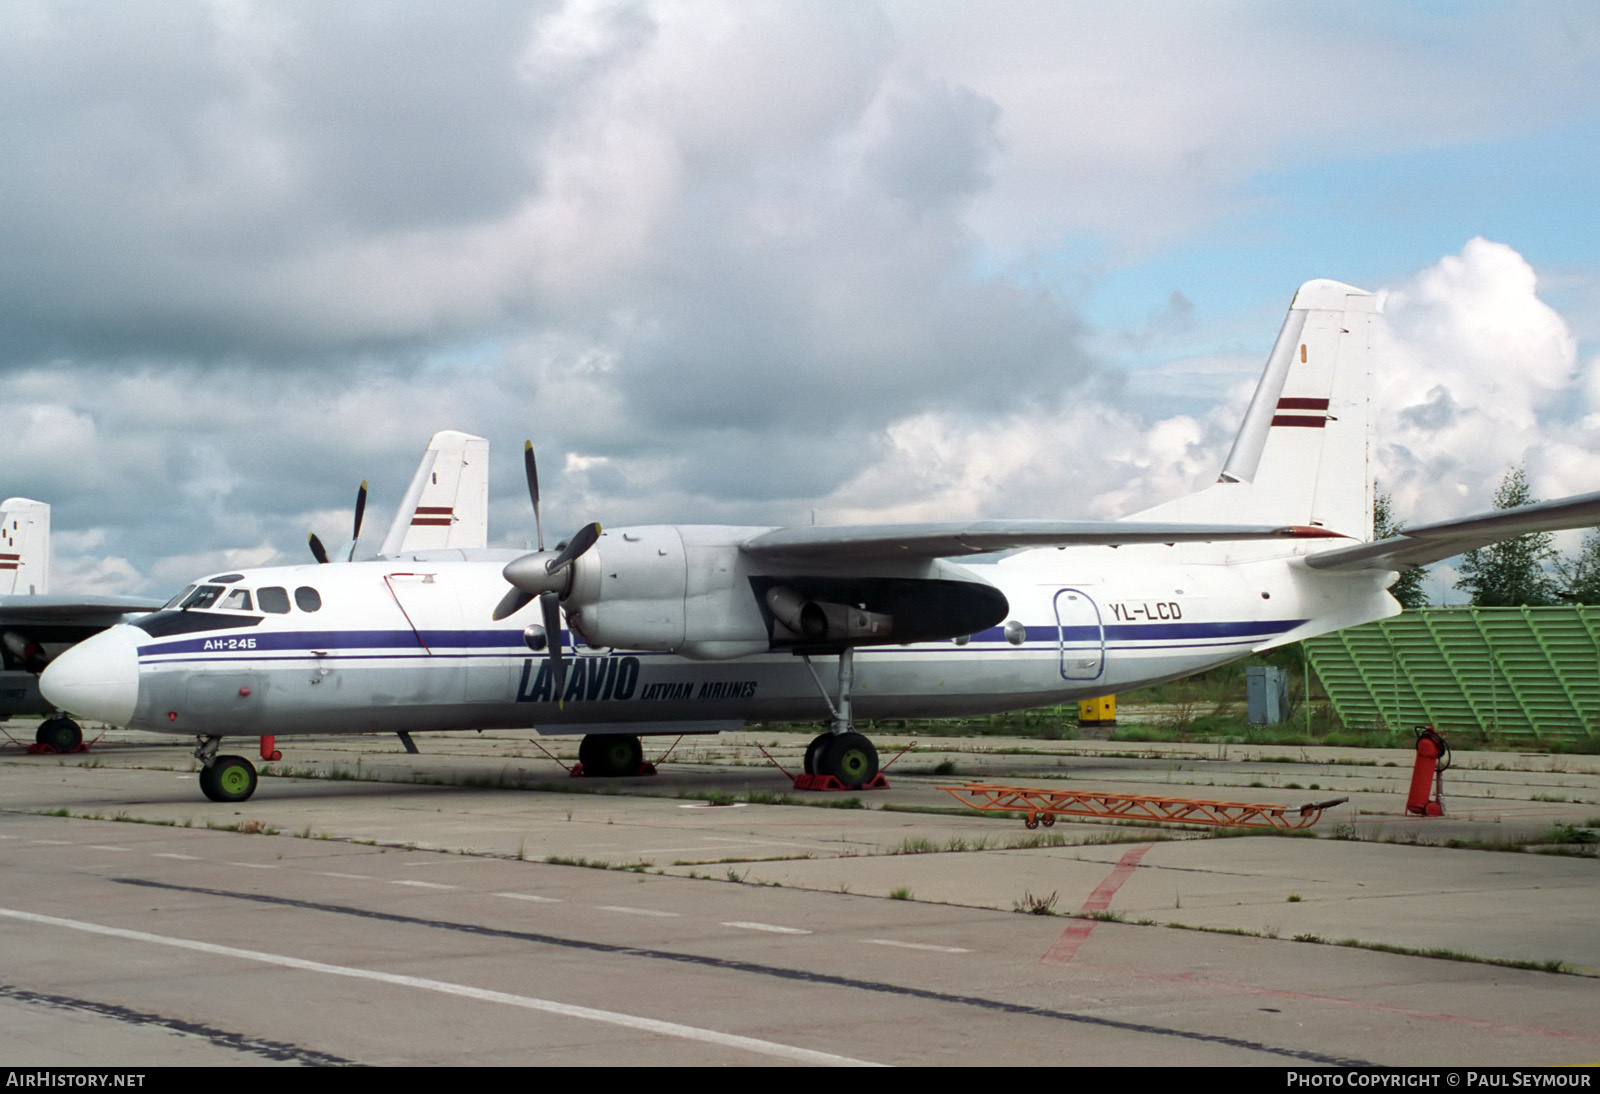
[1377,467,1600,609]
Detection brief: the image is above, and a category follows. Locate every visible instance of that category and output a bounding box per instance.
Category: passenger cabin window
[294,586,322,612]
[257,587,291,614]
[179,585,225,610]
[220,589,254,612]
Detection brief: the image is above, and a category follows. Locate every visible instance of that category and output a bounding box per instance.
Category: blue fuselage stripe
[137,618,1303,664]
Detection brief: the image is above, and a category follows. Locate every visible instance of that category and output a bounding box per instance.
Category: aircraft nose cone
[40,624,141,727]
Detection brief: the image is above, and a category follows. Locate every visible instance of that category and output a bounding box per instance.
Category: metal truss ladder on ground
[938,782,1348,830]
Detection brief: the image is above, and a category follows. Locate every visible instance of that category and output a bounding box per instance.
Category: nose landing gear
[194,736,259,803]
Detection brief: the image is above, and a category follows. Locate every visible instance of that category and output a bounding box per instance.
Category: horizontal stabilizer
[742,520,1342,563]
[1304,490,1600,572]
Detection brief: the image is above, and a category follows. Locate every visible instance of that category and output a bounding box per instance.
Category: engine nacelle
[564,525,773,659]
[553,524,1009,660]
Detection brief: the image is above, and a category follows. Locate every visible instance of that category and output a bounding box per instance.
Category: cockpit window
[162,585,197,610]
[220,589,254,612]
[178,585,225,611]
[294,586,323,612]
[257,587,290,614]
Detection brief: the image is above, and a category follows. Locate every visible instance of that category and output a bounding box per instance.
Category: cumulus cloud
[1374,238,1594,521]
[0,5,1595,594]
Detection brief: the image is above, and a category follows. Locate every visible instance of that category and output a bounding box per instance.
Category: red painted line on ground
[1039,843,1152,965]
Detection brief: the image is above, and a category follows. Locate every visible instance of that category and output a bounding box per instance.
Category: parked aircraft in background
[0,498,166,750]
[40,281,1600,802]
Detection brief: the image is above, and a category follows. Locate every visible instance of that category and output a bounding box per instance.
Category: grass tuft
[1013,890,1059,916]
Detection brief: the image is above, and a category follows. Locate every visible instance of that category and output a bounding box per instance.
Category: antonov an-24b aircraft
[41,280,1600,802]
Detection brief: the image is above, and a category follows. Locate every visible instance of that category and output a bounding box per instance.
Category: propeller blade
[547,522,600,575]
[492,587,534,622]
[524,441,544,553]
[541,591,566,706]
[347,480,368,562]
[309,533,330,565]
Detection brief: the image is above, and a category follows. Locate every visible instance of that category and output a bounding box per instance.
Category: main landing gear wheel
[36,717,82,752]
[818,732,879,790]
[199,755,258,803]
[803,733,832,776]
[578,734,644,777]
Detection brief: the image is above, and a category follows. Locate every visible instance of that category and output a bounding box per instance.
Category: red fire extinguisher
[1405,725,1450,816]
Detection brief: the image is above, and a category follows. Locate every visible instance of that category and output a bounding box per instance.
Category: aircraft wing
[0,593,166,621]
[740,520,1340,563]
[1303,490,1600,572]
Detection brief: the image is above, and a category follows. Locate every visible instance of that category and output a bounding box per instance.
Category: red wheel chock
[755,742,898,791]
[792,771,890,791]
[24,742,88,755]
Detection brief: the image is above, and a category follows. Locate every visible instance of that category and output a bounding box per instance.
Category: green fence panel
[1302,607,1600,745]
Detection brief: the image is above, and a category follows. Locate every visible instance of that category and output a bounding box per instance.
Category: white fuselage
[41,541,1397,741]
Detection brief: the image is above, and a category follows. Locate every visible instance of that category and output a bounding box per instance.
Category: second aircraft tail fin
[377,431,490,555]
[0,498,49,595]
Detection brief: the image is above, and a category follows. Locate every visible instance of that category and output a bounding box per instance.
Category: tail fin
[377,431,490,555]
[1130,279,1378,538]
[0,498,49,595]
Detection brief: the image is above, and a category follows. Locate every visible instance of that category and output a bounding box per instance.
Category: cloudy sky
[5,1,1599,603]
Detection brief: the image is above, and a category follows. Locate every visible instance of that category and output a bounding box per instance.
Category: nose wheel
[199,755,259,802]
[194,737,259,802]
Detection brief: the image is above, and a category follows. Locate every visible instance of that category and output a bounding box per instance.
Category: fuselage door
[1054,587,1104,681]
